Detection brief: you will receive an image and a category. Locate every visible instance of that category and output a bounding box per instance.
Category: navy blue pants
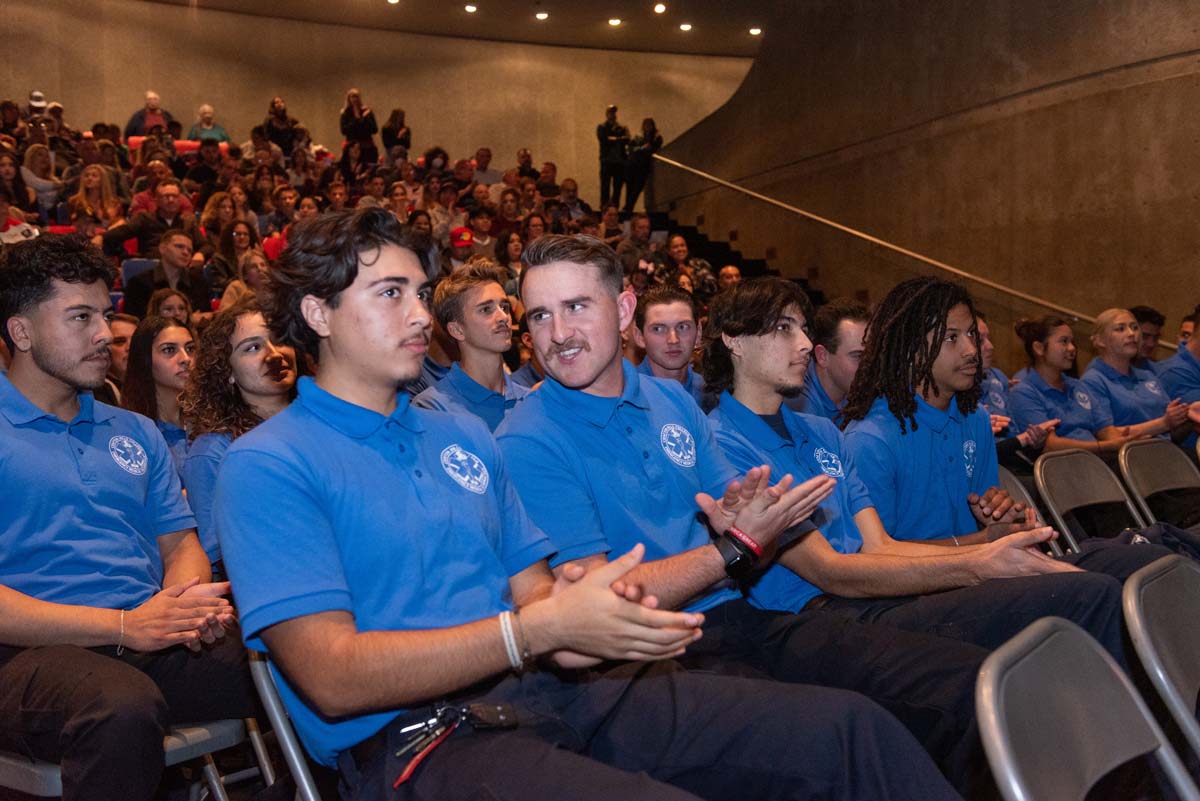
[337,660,961,801]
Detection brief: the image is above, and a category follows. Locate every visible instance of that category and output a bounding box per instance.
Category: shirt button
[398,444,405,452]
[626,427,633,434]
[643,451,650,459]
[414,469,423,477]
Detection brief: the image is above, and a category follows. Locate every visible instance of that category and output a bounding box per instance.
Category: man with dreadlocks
[841,276,1174,580]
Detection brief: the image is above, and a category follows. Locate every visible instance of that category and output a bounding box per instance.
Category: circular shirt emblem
[1074,389,1092,410]
[660,424,697,468]
[962,440,978,479]
[439,444,489,495]
[1145,380,1163,396]
[108,435,148,475]
[988,391,1007,412]
[813,447,844,478]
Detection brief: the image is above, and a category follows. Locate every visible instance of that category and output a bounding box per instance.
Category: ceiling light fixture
[608,18,621,26]
[535,11,548,19]
[387,0,399,4]
[653,3,666,12]
[679,22,692,31]
[465,4,477,12]
[749,27,762,35]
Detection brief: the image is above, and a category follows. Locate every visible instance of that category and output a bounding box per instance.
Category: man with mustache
[414,262,530,432]
[0,234,252,801]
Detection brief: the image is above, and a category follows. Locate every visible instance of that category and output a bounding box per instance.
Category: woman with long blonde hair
[67,163,123,226]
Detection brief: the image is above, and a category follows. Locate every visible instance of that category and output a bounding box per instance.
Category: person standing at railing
[596,104,629,210]
[624,117,662,214]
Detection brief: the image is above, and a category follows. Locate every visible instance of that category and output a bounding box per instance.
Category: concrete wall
[3,0,751,207]
[657,0,1200,373]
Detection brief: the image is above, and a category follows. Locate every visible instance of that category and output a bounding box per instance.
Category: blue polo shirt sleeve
[1008,381,1049,432]
[499,429,609,567]
[1081,371,1116,429]
[483,434,557,575]
[817,418,874,516]
[969,408,1000,491]
[180,433,230,563]
[215,447,352,649]
[842,424,900,533]
[411,385,449,412]
[144,422,196,537]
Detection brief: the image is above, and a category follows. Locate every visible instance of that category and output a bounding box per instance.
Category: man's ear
[446,320,467,344]
[299,295,331,339]
[6,315,32,353]
[721,332,743,358]
[813,343,831,367]
[617,289,637,332]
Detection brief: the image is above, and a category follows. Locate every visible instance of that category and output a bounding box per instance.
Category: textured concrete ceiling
[144,0,770,57]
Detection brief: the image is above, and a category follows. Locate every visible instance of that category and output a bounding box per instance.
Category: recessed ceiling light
[608,18,621,26]
[749,27,762,35]
[465,4,477,11]
[653,3,666,12]
[387,0,399,4]
[679,22,691,31]
[535,11,548,19]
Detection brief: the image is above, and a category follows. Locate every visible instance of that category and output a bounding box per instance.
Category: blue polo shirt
[0,372,195,610]
[180,432,233,562]
[979,367,1011,437]
[509,361,541,389]
[1081,359,1169,429]
[1009,371,1101,441]
[413,362,531,432]
[157,419,189,482]
[785,362,841,422]
[709,393,874,612]
[635,358,709,411]
[496,360,739,613]
[843,396,997,541]
[1159,346,1200,403]
[215,377,552,767]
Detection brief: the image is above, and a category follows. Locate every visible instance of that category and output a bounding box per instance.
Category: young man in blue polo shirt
[841,277,1174,580]
[413,262,530,431]
[215,210,956,801]
[703,277,1123,656]
[786,297,867,422]
[0,234,252,801]
[632,285,710,410]
[498,235,1003,797]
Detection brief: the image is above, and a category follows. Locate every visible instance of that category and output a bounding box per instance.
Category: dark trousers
[683,600,989,799]
[0,634,255,801]
[599,162,625,208]
[623,165,651,213]
[1061,536,1176,581]
[337,661,960,801]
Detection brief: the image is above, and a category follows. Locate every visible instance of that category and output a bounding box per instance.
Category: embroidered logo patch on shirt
[988,391,1007,412]
[108,435,148,476]
[440,444,490,494]
[1074,389,1092,410]
[1145,380,1163,396]
[813,447,845,478]
[660,423,697,467]
[962,440,977,479]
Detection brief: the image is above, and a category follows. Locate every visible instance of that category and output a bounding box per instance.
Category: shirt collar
[0,372,115,426]
[805,362,838,413]
[715,391,811,452]
[1091,358,1148,384]
[445,362,521,403]
[912,393,962,433]
[541,359,649,427]
[296,376,424,439]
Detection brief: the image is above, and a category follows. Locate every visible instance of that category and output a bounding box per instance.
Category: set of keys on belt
[393,702,517,788]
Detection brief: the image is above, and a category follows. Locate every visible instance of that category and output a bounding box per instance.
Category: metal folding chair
[1124,555,1200,761]
[1119,439,1200,525]
[977,616,1200,801]
[0,719,248,800]
[1034,448,1148,550]
[249,651,324,801]
[997,465,1065,556]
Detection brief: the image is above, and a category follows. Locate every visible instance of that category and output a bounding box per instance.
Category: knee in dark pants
[63,653,169,760]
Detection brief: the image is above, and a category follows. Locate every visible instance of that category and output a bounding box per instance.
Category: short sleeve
[143,424,196,537]
[180,440,224,562]
[1081,373,1115,429]
[842,427,899,533]
[1008,383,1048,431]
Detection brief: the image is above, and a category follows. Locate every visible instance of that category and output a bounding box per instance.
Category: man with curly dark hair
[0,234,253,801]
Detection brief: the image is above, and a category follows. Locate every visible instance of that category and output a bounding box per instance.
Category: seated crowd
[4,88,1200,801]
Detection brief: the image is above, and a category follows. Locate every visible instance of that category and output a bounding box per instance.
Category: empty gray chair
[1124,555,1200,760]
[1119,439,1200,525]
[249,652,324,801]
[977,616,1200,801]
[1034,448,1148,550]
[0,719,247,800]
[997,465,1065,556]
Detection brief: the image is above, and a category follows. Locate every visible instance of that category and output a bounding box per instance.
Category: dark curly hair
[268,207,415,360]
[701,277,812,395]
[0,233,114,351]
[180,294,295,441]
[840,276,981,433]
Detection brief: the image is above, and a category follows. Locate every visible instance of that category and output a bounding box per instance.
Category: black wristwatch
[714,533,758,580]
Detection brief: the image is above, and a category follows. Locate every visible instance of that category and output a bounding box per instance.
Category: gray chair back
[1119,439,1200,524]
[1124,555,1200,760]
[997,465,1064,556]
[249,652,324,801]
[1034,448,1147,547]
[977,616,1200,801]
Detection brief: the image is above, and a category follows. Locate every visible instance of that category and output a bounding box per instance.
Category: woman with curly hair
[208,218,259,294]
[198,190,236,259]
[121,315,195,477]
[180,296,297,567]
